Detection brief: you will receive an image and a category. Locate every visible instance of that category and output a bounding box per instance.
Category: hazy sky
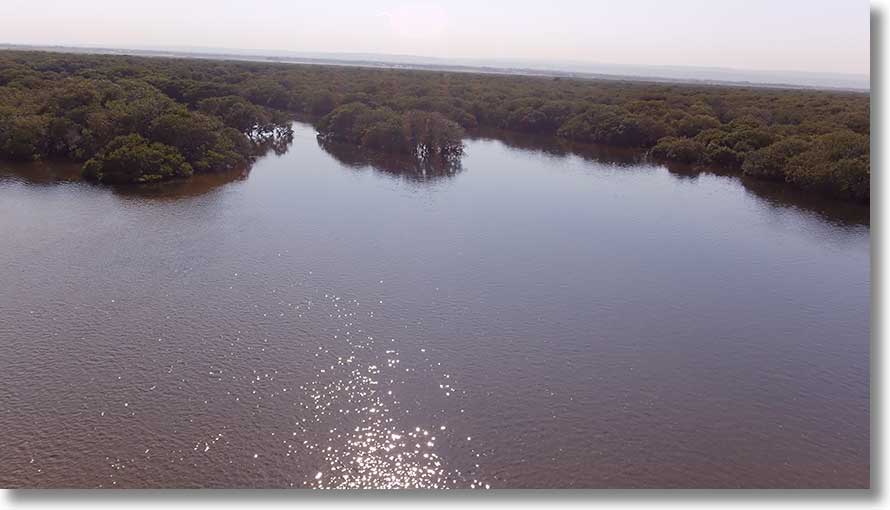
[0,0,870,75]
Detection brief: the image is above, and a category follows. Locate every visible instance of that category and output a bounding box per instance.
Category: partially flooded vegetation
[0,50,870,201]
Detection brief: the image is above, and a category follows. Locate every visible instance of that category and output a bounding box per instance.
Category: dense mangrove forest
[0,50,870,201]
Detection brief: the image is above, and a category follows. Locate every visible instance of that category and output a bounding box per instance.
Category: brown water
[0,123,870,488]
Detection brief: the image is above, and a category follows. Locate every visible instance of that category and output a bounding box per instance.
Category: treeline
[0,50,869,200]
[0,51,293,184]
[317,103,464,164]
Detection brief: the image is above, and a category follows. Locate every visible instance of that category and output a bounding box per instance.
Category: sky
[0,0,870,76]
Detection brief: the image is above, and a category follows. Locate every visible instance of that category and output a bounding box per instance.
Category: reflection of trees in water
[735,173,869,228]
[112,123,295,197]
[4,128,867,227]
[106,166,251,201]
[657,160,869,227]
[0,160,83,184]
[470,129,869,227]
[468,128,647,167]
[0,160,251,201]
[317,137,463,183]
[1,129,297,202]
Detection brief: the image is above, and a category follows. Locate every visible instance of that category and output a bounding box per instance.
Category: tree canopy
[82,133,193,184]
[0,50,870,200]
[0,51,293,184]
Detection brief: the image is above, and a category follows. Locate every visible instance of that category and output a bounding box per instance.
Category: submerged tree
[317,105,464,164]
[402,110,464,163]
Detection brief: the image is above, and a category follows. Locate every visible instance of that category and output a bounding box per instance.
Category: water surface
[0,123,869,488]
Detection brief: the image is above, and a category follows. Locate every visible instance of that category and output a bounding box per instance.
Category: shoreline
[0,50,870,203]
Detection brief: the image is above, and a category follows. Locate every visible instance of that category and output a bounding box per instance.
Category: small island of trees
[0,50,870,201]
[317,103,464,165]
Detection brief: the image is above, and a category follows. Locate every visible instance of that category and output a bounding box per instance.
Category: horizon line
[0,42,871,92]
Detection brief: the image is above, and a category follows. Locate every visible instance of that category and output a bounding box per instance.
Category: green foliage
[197,95,271,134]
[307,90,337,115]
[785,131,870,201]
[692,127,777,168]
[0,113,49,160]
[742,136,812,180]
[318,104,463,162]
[82,134,193,184]
[557,105,667,147]
[676,114,721,137]
[148,109,246,172]
[0,51,293,184]
[360,112,412,154]
[403,110,464,162]
[0,50,870,200]
[318,102,376,144]
[650,137,706,164]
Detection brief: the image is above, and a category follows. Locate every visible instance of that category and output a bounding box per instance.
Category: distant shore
[0,43,870,92]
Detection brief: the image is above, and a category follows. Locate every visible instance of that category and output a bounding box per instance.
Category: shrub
[319,105,463,162]
[676,114,721,137]
[741,136,812,180]
[82,134,193,184]
[650,137,705,164]
[0,114,49,160]
[785,131,869,202]
[557,105,665,147]
[403,110,464,162]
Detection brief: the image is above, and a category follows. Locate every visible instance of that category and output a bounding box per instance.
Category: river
[0,122,870,488]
